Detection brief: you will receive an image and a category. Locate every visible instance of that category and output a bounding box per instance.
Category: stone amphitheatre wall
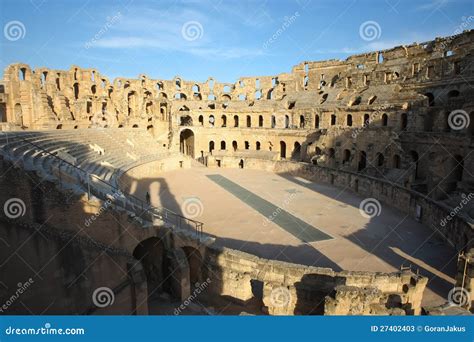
[1,31,472,202]
[0,157,150,315]
[0,150,428,315]
[165,227,427,315]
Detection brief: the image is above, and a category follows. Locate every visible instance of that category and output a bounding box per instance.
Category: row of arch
[180,113,411,130]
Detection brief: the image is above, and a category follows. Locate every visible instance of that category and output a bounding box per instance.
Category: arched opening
[377,153,384,167]
[447,90,460,98]
[280,141,286,159]
[446,155,464,193]
[56,124,62,129]
[14,103,22,126]
[259,115,263,127]
[180,129,195,158]
[358,151,367,171]
[382,113,388,126]
[470,112,474,136]
[220,141,226,150]
[73,83,79,100]
[209,141,215,153]
[232,141,238,151]
[133,237,166,299]
[91,84,96,95]
[244,141,249,149]
[239,159,244,169]
[0,103,6,122]
[314,114,320,129]
[401,113,408,130]
[425,93,435,106]
[180,115,193,126]
[343,149,351,164]
[363,114,370,125]
[198,115,204,126]
[285,115,290,128]
[256,141,261,150]
[292,142,301,160]
[246,115,251,127]
[393,154,401,168]
[346,114,353,127]
[132,124,139,128]
[221,115,227,127]
[409,151,419,179]
[128,91,137,116]
[233,115,239,127]
[181,246,203,286]
[299,115,305,128]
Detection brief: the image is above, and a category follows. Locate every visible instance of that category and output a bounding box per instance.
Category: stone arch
[133,237,166,296]
[280,141,286,159]
[181,246,203,286]
[180,128,195,158]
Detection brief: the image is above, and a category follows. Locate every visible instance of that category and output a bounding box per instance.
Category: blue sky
[0,0,472,83]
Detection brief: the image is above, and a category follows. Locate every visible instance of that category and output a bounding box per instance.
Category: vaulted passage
[180,128,195,158]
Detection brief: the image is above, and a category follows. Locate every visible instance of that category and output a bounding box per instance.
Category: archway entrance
[180,129,195,158]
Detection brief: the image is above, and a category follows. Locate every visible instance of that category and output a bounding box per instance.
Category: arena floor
[131,167,457,306]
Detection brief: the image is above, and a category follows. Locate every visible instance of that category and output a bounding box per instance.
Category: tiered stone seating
[0,128,168,184]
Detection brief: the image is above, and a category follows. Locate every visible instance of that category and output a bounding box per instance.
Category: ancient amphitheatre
[0,30,473,316]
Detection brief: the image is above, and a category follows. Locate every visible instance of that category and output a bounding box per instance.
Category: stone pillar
[454,248,474,311]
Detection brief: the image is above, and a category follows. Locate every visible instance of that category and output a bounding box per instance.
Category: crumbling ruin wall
[0,157,150,314]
